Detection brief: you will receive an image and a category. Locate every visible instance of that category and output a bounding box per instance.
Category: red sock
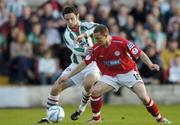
[145,98,161,119]
[91,96,103,120]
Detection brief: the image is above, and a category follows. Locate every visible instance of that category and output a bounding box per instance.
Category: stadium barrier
[0,85,180,108]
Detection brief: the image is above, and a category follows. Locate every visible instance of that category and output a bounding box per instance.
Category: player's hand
[149,64,160,71]
[85,47,93,55]
[75,33,87,43]
[59,75,69,83]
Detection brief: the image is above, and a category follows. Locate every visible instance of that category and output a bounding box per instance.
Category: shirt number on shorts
[133,74,141,80]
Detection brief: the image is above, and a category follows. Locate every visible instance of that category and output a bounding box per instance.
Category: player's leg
[88,81,113,123]
[38,64,76,123]
[71,69,100,120]
[132,82,171,124]
[88,75,119,123]
[38,78,75,124]
[47,77,75,108]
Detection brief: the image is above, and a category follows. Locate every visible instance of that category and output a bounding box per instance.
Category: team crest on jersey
[132,48,138,55]
[114,51,120,56]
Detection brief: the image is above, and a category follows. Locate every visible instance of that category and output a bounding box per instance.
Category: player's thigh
[131,82,150,103]
[82,62,101,84]
[117,70,143,88]
[92,75,117,96]
[62,63,84,85]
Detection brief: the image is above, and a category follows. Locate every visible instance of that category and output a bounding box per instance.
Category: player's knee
[91,87,101,97]
[84,83,92,92]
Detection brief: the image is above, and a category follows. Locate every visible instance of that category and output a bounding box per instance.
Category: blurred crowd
[0,0,179,85]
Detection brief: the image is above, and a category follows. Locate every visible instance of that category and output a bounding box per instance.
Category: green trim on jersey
[72,54,78,64]
[74,48,85,53]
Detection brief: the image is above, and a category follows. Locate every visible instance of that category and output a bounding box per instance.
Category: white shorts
[61,62,100,85]
[99,70,143,91]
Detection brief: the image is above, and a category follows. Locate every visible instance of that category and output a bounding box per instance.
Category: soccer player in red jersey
[60,25,171,124]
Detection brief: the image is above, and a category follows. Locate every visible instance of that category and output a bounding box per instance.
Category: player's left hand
[75,33,87,42]
[149,64,160,71]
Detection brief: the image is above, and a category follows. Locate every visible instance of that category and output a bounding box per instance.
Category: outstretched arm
[139,51,160,71]
[59,61,87,82]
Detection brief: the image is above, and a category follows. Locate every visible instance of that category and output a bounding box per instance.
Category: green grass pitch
[0,104,179,125]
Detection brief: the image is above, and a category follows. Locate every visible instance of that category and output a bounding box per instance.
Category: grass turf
[0,104,179,125]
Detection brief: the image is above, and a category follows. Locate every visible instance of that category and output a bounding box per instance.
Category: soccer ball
[47,106,65,123]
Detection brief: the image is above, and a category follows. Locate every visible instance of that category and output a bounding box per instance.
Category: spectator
[28,22,43,55]
[109,0,120,18]
[96,5,110,25]
[63,0,77,7]
[117,4,129,29]
[85,0,100,16]
[10,31,34,84]
[125,15,134,40]
[138,44,163,84]
[6,0,27,17]
[19,6,32,35]
[0,0,8,27]
[132,23,146,49]
[109,24,119,36]
[160,39,180,82]
[168,53,180,84]
[144,14,156,32]
[151,7,166,31]
[85,13,95,22]
[0,33,6,74]
[129,0,147,24]
[152,21,167,53]
[167,7,180,44]
[38,49,60,85]
[78,4,87,20]
[43,0,62,19]
[45,19,61,47]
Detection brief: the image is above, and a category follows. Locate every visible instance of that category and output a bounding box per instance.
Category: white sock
[78,89,91,112]
[46,95,59,109]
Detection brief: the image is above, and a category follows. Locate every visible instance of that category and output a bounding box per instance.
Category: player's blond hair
[94,24,109,36]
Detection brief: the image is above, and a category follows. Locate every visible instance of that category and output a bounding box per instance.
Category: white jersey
[63,21,98,64]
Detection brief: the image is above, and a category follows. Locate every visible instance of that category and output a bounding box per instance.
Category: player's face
[64,13,79,28]
[94,32,108,46]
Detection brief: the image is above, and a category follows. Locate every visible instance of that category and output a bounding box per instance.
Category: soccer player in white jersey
[38,6,100,123]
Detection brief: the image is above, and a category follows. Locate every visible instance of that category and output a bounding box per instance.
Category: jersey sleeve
[63,32,86,56]
[126,41,142,59]
[83,21,98,37]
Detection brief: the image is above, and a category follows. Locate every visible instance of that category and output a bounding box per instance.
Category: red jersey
[84,36,142,77]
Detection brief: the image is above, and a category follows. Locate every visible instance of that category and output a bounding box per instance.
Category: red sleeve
[126,41,142,59]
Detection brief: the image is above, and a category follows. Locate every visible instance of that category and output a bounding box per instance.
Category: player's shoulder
[63,27,71,38]
[111,36,129,45]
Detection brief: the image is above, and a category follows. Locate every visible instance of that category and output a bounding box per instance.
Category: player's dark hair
[94,24,109,36]
[62,6,78,16]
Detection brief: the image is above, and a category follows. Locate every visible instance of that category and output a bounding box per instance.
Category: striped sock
[46,95,59,109]
[91,96,103,120]
[145,98,162,120]
[78,90,91,112]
